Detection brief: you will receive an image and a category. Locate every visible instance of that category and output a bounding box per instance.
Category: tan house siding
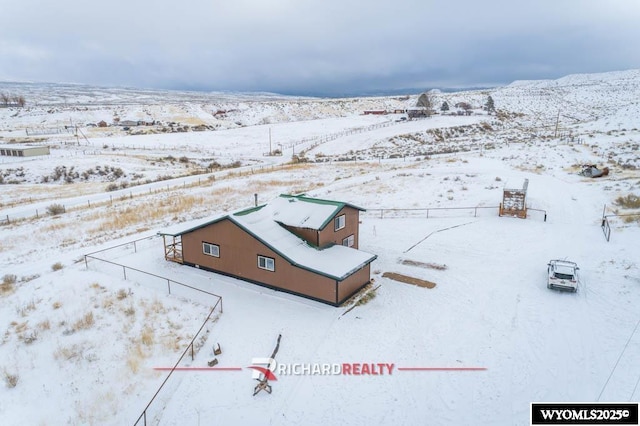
[280,224,319,247]
[337,264,371,304]
[181,219,338,304]
[318,206,360,249]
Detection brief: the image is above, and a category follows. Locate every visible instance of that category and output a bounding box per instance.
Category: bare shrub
[51,262,63,271]
[21,330,38,344]
[46,203,65,216]
[1,274,17,295]
[126,344,146,373]
[18,300,36,317]
[73,312,95,330]
[141,327,155,346]
[116,288,129,300]
[54,344,82,361]
[3,370,18,388]
[614,194,640,209]
[52,301,62,309]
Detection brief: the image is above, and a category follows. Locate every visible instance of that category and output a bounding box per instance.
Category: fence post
[134,241,137,253]
[167,280,171,294]
[123,266,127,280]
[191,343,194,361]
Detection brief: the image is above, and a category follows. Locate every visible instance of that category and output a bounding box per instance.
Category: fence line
[601,204,640,242]
[363,206,499,219]
[82,235,223,426]
[133,299,221,426]
[363,205,548,221]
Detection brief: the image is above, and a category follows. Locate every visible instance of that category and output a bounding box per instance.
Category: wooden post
[253,334,282,396]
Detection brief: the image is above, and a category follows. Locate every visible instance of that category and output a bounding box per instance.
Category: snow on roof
[270,195,342,230]
[158,195,376,280]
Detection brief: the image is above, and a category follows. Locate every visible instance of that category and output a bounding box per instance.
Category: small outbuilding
[0,145,50,157]
[158,194,377,306]
[499,179,529,219]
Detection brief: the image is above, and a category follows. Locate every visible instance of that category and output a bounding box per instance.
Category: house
[158,195,377,306]
[118,120,139,127]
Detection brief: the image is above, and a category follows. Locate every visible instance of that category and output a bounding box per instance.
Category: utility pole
[554,109,560,139]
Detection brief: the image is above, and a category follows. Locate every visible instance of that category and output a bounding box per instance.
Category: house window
[342,234,355,247]
[258,255,275,272]
[202,242,220,257]
[334,214,346,231]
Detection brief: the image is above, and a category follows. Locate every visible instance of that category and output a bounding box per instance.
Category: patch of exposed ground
[382,272,436,289]
[400,259,448,270]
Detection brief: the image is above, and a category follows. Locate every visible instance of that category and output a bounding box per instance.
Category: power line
[597,317,640,401]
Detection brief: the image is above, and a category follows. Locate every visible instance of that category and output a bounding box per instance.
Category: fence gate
[601,217,611,242]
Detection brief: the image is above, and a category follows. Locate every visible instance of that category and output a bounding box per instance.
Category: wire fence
[362,205,548,221]
[601,206,640,242]
[363,205,498,219]
[82,235,223,426]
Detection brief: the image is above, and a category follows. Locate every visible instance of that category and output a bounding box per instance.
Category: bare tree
[416,92,435,116]
[16,96,26,107]
[0,93,9,107]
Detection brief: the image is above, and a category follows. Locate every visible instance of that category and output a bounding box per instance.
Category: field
[1,71,639,425]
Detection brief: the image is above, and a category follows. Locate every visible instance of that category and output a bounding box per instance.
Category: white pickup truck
[547,260,580,292]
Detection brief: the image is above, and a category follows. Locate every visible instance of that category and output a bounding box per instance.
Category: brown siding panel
[280,224,319,247]
[182,219,337,304]
[318,206,360,249]
[337,264,372,304]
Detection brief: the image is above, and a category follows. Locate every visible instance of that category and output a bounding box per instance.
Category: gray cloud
[1,0,639,95]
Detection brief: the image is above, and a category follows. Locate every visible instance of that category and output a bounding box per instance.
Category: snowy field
[1,70,639,425]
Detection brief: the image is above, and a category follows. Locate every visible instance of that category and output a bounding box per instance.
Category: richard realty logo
[248,357,278,381]
[247,357,397,380]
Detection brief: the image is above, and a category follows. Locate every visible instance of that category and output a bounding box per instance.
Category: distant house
[0,145,50,157]
[158,194,377,306]
[406,107,429,118]
[97,120,108,127]
[119,120,139,127]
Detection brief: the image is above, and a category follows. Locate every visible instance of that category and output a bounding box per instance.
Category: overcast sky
[1,0,640,96]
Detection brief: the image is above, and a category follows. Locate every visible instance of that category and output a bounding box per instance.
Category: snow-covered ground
[1,70,639,425]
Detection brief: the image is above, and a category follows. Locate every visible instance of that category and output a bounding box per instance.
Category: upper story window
[202,242,220,257]
[258,255,275,272]
[334,214,346,231]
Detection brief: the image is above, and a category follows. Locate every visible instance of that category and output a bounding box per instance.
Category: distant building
[0,145,50,157]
